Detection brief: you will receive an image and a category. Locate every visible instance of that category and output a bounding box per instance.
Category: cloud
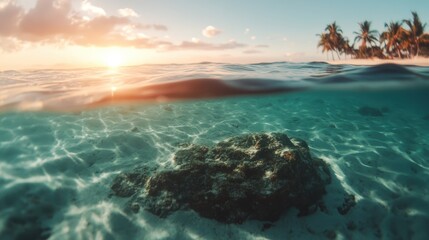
[244,28,250,34]
[243,49,261,54]
[81,0,106,16]
[18,0,76,40]
[250,36,256,40]
[167,40,246,51]
[118,8,139,18]
[134,23,168,31]
[202,26,221,38]
[0,0,242,52]
[152,24,168,31]
[0,0,171,51]
[0,2,23,36]
[0,37,23,52]
[0,0,12,8]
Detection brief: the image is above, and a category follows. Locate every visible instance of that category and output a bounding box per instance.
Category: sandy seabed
[0,89,429,240]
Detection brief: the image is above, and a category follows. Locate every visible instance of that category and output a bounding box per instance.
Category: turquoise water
[1,63,429,239]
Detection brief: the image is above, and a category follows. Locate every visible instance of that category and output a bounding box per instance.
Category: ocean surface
[1,62,429,240]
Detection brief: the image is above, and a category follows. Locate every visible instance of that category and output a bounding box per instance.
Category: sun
[104,50,124,68]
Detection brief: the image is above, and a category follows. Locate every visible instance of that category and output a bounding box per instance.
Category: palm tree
[338,36,354,59]
[316,12,429,59]
[403,12,429,57]
[325,22,344,59]
[380,21,407,58]
[342,38,355,59]
[354,21,378,58]
[317,32,334,60]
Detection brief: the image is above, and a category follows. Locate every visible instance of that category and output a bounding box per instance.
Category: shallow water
[1,63,429,239]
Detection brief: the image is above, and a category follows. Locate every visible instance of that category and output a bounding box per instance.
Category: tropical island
[317,12,429,60]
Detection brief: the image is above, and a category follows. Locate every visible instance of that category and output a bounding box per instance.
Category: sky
[0,0,428,69]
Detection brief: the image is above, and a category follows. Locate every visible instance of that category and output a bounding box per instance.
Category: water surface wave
[1,62,428,111]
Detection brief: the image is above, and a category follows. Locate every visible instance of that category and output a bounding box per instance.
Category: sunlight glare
[111,85,117,96]
[104,50,123,68]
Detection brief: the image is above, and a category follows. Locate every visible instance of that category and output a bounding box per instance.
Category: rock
[111,167,152,197]
[173,145,209,165]
[318,201,328,214]
[297,203,318,217]
[111,133,331,224]
[130,203,140,213]
[261,223,274,231]
[324,230,337,240]
[358,106,384,117]
[337,194,356,215]
[347,221,357,231]
[130,127,139,133]
[162,105,173,112]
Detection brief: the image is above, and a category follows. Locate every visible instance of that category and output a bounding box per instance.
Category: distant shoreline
[327,57,429,66]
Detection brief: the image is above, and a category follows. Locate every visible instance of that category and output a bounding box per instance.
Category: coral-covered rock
[111,167,152,197]
[358,106,384,117]
[111,133,331,223]
[337,194,356,215]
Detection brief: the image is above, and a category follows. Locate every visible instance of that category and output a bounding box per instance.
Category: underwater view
[1,62,429,240]
[1,0,429,239]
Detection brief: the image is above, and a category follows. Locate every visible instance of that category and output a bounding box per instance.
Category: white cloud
[81,0,106,16]
[283,37,288,41]
[119,25,146,40]
[202,25,221,38]
[0,0,246,53]
[118,8,139,18]
[244,28,250,34]
[250,36,256,40]
[0,0,12,8]
[0,0,169,50]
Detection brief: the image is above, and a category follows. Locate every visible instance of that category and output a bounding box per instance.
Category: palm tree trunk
[416,40,420,57]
